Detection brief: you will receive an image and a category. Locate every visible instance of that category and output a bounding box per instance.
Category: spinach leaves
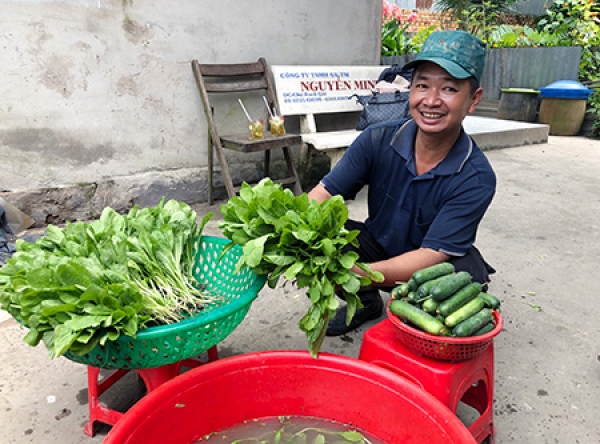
[0,199,214,358]
[219,179,383,356]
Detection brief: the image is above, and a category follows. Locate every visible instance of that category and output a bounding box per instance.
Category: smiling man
[307,30,497,336]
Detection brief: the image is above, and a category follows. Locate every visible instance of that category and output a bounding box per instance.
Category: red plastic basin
[104,350,476,444]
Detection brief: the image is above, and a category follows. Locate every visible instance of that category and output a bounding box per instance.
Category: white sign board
[272,65,384,116]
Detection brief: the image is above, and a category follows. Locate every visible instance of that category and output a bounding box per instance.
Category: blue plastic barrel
[539,81,593,135]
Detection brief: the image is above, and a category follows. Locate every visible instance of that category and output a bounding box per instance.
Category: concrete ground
[1,132,600,443]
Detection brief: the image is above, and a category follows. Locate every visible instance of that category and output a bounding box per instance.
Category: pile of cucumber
[389,263,501,338]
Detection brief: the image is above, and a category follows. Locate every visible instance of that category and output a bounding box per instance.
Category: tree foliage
[434,0,519,36]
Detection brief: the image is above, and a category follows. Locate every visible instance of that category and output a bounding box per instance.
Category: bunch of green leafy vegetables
[219,179,383,357]
[0,198,215,358]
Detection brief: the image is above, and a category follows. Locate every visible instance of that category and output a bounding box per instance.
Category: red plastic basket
[386,301,503,361]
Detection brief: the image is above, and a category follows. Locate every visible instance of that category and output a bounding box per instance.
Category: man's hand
[359,248,450,287]
[307,183,332,203]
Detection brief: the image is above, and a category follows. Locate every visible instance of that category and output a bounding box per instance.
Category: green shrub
[381,0,417,57]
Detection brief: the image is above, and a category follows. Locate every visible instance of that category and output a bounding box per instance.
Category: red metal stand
[359,319,496,444]
[84,345,219,437]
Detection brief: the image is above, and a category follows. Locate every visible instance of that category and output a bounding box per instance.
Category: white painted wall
[0,0,381,211]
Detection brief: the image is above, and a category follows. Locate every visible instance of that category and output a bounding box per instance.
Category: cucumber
[479,292,501,310]
[444,295,485,328]
[437,282,482,317]
[389,300,448,336]
[472,321,496,336]
[407,277,418,292]
[416,275,452,299]
[391,282,411,300]
[406,291,418,304]
[410,262,455,286]
[422,297,439,314]
[430,271,472,301]
[452,308,494,337]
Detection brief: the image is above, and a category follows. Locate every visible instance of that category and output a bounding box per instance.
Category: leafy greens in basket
[219,178,383,357]
[0,198,215,358]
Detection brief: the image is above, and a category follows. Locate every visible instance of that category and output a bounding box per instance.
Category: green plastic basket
[63,236,266,369]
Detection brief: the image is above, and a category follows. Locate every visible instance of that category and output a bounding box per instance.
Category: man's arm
[359,247,450,286]
[309,183,449,285]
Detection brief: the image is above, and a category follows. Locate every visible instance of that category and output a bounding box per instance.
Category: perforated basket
[387,302,503,362]
[63,236,266,369]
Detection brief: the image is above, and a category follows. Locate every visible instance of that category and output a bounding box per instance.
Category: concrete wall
[0,0,381,224]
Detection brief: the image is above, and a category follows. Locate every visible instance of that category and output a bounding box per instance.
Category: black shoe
[326,291,383,337]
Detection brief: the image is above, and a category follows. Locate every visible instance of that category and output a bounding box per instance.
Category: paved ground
[1,134,600,443]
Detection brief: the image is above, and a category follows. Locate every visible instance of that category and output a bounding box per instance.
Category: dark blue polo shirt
[321,119,496,257]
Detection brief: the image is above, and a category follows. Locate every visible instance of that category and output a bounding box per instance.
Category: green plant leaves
[0,198,214,358]
[219,178,383,357]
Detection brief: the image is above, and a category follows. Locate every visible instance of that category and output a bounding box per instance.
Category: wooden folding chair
[191,58,303,204]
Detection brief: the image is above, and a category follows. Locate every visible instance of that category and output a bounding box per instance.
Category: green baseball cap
[403,30,487,83]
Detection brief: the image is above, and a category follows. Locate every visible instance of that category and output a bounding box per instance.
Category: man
[308,30,496,336]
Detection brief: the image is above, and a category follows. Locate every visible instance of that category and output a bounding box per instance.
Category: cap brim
[403,57,472,80]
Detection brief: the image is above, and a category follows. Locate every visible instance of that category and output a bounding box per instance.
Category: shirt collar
[391,120,473,176]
